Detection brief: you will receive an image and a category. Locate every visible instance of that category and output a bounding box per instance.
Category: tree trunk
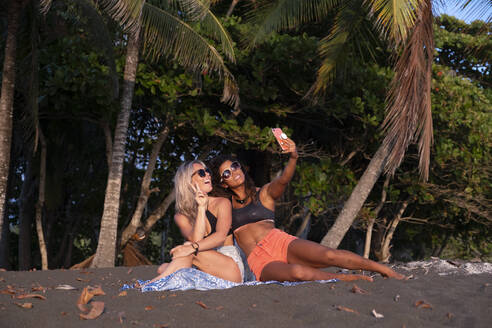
[18,156,35,270]
[321,144,389,249]
[363,175,390,258]
[0,0,23,268]
[226,0,240,17]
[35,126,48,270]
[379,199,409,263]
[120,125,170,247]
[92,27,141,268]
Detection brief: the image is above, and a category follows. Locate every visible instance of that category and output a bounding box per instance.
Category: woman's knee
[289,264,311,281]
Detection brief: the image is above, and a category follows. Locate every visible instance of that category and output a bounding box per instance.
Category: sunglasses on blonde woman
[220,161,241,182]
[192,168,211,178]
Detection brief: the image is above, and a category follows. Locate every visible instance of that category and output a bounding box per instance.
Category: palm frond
[381,0,434,180]
[40,0,52,15]
[141,2,239,108]
[250,0,340,45]
[98,0,145,34]
[364,0,422,45]
[457,0,492,22]
[175,0,235,62]
[309,0,377,96]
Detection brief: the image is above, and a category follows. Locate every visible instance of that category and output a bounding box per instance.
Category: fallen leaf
[175,303,183,307]
[446,312,454,319]
[215,306,224,310]
[394,294,400,302]
[0,289,15,295]
[127,268,133,275]
[372,309,384,318]
[118,311,125,324]
[15,294,47,300]
[118,291,127,297]
[78,304,90,313]
[55,284,77,290]
[77,287,94,305]
[153,324,169,328]
[0,277,5,282]
[196,301,209,309]
[80,271,93,275]
[31,286,45,292]
[79,301,104,320]
[76,278,90,282]
[351,284,368,294]
[415,300,433,309]
[88,286,105,296]
[60,312,68,316]
[251,304,257,308]
[145,306,153,311]
[159,295,166,299]
[330,285,335,290]
[335,305,359,315]
[169,293,177,297]
[14,302,33,309]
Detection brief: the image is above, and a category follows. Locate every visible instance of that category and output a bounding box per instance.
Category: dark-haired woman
[208,139,404,282]
[146,160,243,284]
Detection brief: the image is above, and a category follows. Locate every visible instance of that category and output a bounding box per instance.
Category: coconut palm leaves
[98,0,239,108]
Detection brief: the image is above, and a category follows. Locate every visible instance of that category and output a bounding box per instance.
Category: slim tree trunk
[379,199,409,262]
[0,0,24,268]
[92,27,141,268]
[35,126,48,270]
[120,125,170,247]
[18,156,35,270]
[363,175,390,258]
[321,144,389,248]
[226,0,240,17]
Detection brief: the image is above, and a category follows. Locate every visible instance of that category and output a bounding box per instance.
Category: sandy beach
[1,259,491,327]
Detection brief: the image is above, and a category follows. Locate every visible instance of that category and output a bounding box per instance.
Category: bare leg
[192,250,242,283]
[286,239,404,279]
[260,261,373,282]
[145,255,193,285]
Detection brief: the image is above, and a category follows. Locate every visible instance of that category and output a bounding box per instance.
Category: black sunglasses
[221,161,241,181]
[192,168,211,178]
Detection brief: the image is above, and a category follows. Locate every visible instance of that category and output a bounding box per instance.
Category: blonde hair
[174,160,207,224]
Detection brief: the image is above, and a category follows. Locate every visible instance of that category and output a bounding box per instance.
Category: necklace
[234,195,249,204]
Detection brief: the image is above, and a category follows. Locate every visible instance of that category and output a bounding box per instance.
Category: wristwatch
[191,242,199,256]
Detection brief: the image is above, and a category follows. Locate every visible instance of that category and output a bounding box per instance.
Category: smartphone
[272,128,289,151]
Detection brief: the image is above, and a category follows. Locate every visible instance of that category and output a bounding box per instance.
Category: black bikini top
[231,193,275,232]
[205,210,217,236]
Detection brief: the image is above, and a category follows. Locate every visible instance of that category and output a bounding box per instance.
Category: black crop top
[231,196,275,232]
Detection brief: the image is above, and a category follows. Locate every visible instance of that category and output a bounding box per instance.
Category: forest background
[0,0,490,271]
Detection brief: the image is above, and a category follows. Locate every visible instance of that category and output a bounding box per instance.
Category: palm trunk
[363,175,390,258]
[18,156,34,270]
[35,126,48,270]
[0,0,23,268]
[320,144,389,249]
[120,125,170,247]
[92,27,141,268]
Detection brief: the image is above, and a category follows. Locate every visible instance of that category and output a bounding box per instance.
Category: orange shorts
[247,228,297,280]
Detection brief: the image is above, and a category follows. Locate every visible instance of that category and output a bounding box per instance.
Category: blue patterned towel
[121,268,337,292]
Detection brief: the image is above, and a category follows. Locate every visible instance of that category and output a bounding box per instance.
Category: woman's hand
[281,137,298,159]
[170,244,194,258]
[193,183,208,209]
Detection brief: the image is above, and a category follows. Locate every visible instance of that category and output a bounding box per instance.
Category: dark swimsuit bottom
[231,193,275,231]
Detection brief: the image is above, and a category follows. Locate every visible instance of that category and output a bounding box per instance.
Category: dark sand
[1,260,491,327]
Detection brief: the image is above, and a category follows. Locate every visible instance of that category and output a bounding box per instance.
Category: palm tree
[249,0,490,249]
[38,0,239,268]
[0,0,29,269]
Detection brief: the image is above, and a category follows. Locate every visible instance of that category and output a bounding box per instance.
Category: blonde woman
[147,160,243,284]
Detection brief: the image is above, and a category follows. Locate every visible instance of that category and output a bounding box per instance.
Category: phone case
[272,128,289,150]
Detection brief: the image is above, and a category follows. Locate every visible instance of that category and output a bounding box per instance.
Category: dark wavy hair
[207,155,258,202]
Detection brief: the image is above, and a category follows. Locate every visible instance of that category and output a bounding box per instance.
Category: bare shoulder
[209,196,232,211]
[174,213,189,224]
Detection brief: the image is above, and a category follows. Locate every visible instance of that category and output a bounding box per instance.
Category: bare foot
[382,269,405,280]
